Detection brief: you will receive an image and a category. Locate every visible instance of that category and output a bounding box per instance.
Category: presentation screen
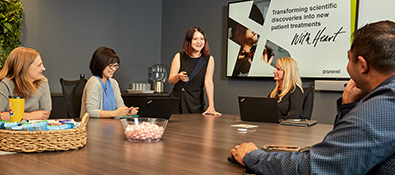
[226,0,355,78]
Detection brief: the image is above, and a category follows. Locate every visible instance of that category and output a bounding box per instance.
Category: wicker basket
[0,113,89,153]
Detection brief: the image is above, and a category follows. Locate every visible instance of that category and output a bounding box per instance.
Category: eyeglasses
[108,63,119,70]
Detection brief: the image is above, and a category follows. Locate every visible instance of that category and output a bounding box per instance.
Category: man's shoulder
[363,75,395,102]
[346,79,395,123]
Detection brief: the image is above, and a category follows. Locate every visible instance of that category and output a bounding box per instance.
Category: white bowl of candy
[120,118,168,142]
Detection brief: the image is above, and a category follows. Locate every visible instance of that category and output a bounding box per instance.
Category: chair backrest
[60,77,87,118]
[301,85,314,120]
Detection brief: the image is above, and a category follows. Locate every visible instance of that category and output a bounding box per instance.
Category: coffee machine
[148,64,167,93]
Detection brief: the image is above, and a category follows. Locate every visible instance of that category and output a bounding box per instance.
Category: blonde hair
[0,47,44,98]
[270,57,303,102]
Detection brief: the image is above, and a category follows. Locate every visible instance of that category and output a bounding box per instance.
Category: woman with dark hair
[0,47,51,121]
[168,26,221,115]
[80,46,138,118]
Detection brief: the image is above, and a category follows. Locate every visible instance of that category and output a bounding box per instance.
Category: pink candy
[125,122,164,141]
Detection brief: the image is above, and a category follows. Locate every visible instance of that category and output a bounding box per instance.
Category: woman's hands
[24,110,51,120]
[115,106,139,117]
[115,106,129,117]
[202,106,222,116]
[1,110,51,121]
[178,71,189,82]
[0,112,10,121]
[128,106,139,116]
[100,106,139,118]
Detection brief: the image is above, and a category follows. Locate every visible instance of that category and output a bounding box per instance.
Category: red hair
[0,47,43,98]
[183,26,210,56]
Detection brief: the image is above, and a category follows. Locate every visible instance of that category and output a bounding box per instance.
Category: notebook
[280,119,317,127]
[238,96,279,123]
[136,97,179,120]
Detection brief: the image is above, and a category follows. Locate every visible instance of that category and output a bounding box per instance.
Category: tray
[0,113,89,152]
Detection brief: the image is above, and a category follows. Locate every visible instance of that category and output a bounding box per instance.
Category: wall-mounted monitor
[226,0,356,79]
[356,0,395,28]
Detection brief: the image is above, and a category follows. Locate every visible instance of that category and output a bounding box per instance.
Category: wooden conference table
[0,114,333,174]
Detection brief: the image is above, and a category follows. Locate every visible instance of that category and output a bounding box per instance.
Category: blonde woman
[269,57,304,120]
[0,47,51,121]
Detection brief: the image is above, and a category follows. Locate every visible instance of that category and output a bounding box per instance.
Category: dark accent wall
[20,0,342,124]
[21,0,163,93]
[161,0,342,124]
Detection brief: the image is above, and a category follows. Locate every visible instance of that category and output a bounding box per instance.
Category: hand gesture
[179,71,189,82]
[342,79,368,104]
[115,106,129,117]
[128,106,139,116]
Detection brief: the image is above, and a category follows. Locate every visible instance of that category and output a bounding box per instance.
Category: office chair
[60,74,87,118]
[301,85,314,120]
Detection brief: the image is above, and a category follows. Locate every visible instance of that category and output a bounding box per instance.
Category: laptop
[238,96,279,123]
[135,97,179,120]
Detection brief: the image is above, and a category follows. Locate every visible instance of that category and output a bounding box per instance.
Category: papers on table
[231,124,259,133]
[230,124,259,128]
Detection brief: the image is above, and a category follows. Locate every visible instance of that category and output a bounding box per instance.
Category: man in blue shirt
[231,20,395,175]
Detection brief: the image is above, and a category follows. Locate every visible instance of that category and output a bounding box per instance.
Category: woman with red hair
[168,26,221,116]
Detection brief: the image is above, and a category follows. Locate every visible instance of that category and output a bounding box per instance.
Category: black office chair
[60,74,87,118]
[301,85,314,120]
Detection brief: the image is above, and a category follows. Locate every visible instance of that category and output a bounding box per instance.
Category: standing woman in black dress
[168,26,221,116]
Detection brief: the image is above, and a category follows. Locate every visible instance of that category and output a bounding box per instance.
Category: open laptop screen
[137,97,179,120]
[238,96,279,123]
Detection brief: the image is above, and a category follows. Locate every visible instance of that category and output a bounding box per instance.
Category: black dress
[269,86,303,120]
[170,52,210,114]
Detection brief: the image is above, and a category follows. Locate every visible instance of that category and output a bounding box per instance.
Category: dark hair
[351,20,395,74]
[183,26,210,56]
[232,24,248,46]
[89,46,120,78]
[232,24,257,47]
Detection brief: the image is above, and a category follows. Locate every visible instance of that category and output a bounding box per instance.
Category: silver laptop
[238,96,279,123]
